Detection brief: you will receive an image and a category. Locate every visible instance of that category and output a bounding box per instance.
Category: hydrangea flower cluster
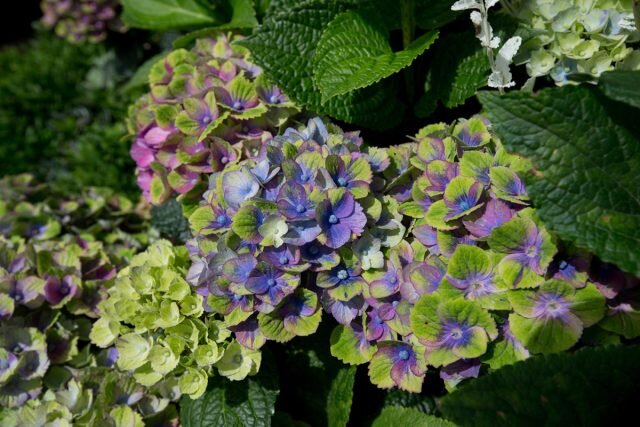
[128,33,297,205]
[187,117,399,352]
[186,116,638,393]
[0,175,180,425]
[358,117,637,392]
[40,0,125,44]
[90,240,258,401]
[504,0,640,85]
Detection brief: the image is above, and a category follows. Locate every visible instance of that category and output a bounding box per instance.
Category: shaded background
[0,1,40,46]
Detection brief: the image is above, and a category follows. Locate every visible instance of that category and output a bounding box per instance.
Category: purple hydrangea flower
[316,189,366,249]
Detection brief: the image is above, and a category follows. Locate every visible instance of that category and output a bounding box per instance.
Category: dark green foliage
[0,32,103,175]
[179,351,279,427]
[0,31,145,196]
[599,70,640,109]
[372,407,455,427]
[326,366,356,427]
[440,345,640,427]
[479,86,640,276]
[151,198,192,244]
[273,322,367,427]
[383,389,435,415]
[52,122,137,197]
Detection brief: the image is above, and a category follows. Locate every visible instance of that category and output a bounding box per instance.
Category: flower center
[459,200,471,211]
[279,256,289,265]
[309,246,319,255]
[233,354,243,364]
[60,283,70,295]
[233,101,243,110]
[12,345,22,354]
[337,177,347,187]
[267,278,276,287]
[295,204,306,213]
[526,245,537,258]
[300,174,309,182]
[13,293,23,302]
[201,114,212,124]
[337,269,348,280]
[398,350,410,361]
[450,328,463,340]
[216,214,227,224]
[328,214,338,224]
[559,260,568,270]
[221,156,229,164]
[269,95,280,104]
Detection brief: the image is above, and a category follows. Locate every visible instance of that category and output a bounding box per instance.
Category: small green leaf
[372,407,456,427]
[327,366,356,427]
[121,0,224,30]
[313,10,437,102]
[599,70,640,109]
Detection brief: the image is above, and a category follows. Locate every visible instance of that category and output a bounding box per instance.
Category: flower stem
[401,0,416,101]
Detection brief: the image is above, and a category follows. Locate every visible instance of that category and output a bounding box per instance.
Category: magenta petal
[130,140,155,168]
[145,126,172,146]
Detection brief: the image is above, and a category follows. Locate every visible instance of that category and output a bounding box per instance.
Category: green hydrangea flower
[91,240,254,400]
[507,0,640,84]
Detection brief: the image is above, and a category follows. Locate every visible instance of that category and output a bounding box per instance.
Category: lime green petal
[508,312,582,354]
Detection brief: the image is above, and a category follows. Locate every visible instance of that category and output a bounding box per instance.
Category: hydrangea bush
[4,1,640,423]
[128,33,298,206]
[185,115,639,394]
[0,175,180,425]
[41,0,125,43]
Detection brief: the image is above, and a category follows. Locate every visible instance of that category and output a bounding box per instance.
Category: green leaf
[180,351,278,427]
[151,198,192,244]
[372,407,456,427]
[173,0,258,48]
[121,0,223,30]
[599,70,640,109]
[313,10,437,102]
[326,366,356,427]
[479,87,640,276]
[418,30,489,114]
[441,345,640,427]
[240,0,405,130]
[415,0,460,30]
[219,0,259,29]
[383,389,435,415]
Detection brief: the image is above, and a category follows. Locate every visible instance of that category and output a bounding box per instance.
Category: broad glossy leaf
[313,10,437,101]
[121,0,222,30]
[441,345,640,426]
[479,87,640,276]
